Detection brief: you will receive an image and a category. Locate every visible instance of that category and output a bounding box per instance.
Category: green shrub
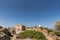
[53,31,60,36]
[18,30,46,40]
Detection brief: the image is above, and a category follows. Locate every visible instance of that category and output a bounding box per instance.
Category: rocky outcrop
[0,25,60,40]
[0,32,10,40]
[0,27,12,40]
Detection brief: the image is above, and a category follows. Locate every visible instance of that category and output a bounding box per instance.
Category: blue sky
[0,0,60,28]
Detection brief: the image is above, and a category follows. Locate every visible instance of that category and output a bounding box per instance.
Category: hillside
[0,26,60,40]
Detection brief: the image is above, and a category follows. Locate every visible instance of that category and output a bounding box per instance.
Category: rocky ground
[0,26,60,40]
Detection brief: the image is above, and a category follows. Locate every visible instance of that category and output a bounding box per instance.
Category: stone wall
[16,24,26,34]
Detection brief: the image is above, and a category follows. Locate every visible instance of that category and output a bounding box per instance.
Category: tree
[18,30,46,40]
[55,21,60,31]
